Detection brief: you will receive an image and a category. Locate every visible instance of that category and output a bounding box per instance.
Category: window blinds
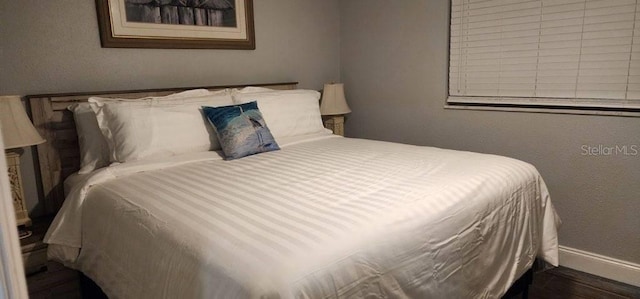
[449,0,640,110]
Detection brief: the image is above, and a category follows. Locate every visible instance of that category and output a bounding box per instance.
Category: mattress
[45,134,560,299]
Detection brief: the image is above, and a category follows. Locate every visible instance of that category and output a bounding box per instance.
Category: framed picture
[95,0,255,49]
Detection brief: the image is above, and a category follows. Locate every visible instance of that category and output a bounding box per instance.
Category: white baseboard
[559,246,640,287]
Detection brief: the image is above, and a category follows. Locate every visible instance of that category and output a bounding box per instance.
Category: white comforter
[45,134,560,299]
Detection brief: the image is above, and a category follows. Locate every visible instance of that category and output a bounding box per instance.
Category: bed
[27,82,560,299]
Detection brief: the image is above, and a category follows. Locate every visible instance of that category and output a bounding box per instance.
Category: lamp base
[6,149,32,228]
[323,115,345,136]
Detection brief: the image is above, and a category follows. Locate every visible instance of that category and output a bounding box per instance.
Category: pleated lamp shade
[320,83,351,116]
[0,96,45,150]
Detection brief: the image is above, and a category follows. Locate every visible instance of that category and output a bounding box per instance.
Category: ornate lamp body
[323,115,345,136]
[5,150,30,226]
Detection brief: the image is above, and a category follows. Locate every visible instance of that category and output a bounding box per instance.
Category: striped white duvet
[45,134,560,299]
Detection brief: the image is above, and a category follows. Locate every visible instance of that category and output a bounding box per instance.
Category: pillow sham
[89,91,234,163]
[232,89,326,141]
[202,102,279,160]
[231,86,275,93]
[68,103,111,174]
[69,89,216,173]
[88,89,223,108]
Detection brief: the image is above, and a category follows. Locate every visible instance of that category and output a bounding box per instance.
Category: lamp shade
[0,96,45,149]
[320,83,351,115]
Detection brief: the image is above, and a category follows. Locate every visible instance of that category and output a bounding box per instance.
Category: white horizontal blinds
[536,0,585,98]
[449,0,640,109]
[577,0,636,100]
[450,0,543,97]
[628,1,640,99]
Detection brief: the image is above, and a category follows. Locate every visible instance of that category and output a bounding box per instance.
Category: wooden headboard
[27,82,298,215]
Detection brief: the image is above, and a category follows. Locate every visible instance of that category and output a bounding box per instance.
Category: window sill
[444,104,640,117]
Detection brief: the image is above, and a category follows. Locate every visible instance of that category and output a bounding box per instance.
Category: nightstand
[20,217,50,275]
[21,217,81,299]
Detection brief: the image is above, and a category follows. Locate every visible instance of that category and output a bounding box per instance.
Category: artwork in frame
[95,0,255,49]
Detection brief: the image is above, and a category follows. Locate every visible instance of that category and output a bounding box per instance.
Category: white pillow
[69,89,216,173]
[232,89,326,140]
[68,103,111,174]
[232,86,276,93]
[89,88,216,106]
[89,90,233,163]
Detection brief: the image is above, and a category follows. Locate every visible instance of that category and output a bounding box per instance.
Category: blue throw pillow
[202,102,280,159]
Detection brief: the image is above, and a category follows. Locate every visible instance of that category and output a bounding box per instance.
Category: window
[449,0,640,112]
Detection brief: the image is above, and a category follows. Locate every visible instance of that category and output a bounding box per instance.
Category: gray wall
[0,0,341,215]
[340,1,640,264]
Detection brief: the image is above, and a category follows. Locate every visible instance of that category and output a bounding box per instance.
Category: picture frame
[95,0,255,49]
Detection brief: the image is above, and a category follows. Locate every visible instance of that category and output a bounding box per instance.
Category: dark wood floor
[528,267,640,299]
[28,264,640,298]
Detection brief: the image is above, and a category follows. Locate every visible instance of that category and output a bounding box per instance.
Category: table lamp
[0,96,45,236]
[320,83,351,136]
